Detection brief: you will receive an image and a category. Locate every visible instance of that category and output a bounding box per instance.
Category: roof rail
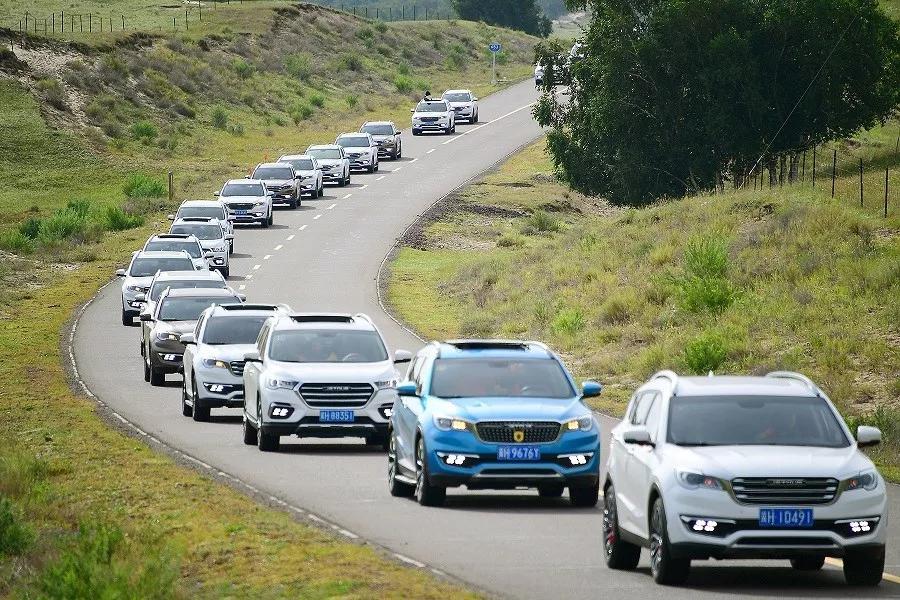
[218,303,289,312]
[650,370,680,387]
[353,313,373,324]
[765,371,818,392]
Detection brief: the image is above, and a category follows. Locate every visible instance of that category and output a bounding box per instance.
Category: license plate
[758,508,814,528]
[497,445,541,461]
[319,410,354,423]
[234,210,248,215]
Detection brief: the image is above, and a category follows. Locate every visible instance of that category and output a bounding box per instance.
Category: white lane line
[342,193,352,199]
[393,553,426,568]
[274,244,283,251]
[426,149,435,154]
[245,274,252,280]
[376,175,386,181]
[286,235,295,241]
[299,224,308,231]
[313,214,322,220]
[441,136,460,145]
[238,284,246,291]
[359,184,369,190]
[393,166,403,172]
[443,101,536,144]
[409,158,418,163]
[327,203,337,210]
[263,255,271,260]
[252,264,261,270]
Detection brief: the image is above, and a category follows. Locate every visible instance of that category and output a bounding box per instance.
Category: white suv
[441,89,479,123]
[603,371,887,587]
[335,133,379,173]
[241,313,412,452]
[170,217,232,277]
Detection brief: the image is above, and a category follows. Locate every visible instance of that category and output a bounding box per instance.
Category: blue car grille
[475,421,560,444]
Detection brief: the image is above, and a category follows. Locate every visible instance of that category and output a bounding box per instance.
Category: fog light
[377,404,393,419]
[163,354,177,361]
[680,516,734,537]
[556,452,593,467]
[269,404,294,419]
[836,517,879,536]
[437,452,478,467]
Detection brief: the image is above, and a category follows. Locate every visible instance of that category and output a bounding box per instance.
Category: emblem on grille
[513,430,525,443]
[324,385,352,392]
[767,478,805,486]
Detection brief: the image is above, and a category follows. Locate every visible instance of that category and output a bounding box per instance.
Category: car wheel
[569,480,600,507]
[473,110,479,123]
[790,556,825,571]
[317,183,324,197]
[367,164,374,173]
[451,123,456,133]
[242,414,257,446]
[191,378,210,422]
[397,143,402,158]
[149,361,165,387]
[412,129,421,136]
[414,436,445,506]
[843,546,885,586]
[538,484,564,498]
[256,399,280,452]
[374,160,379,172]
[388,430,415,497]
[221,265,229,278]
[143,352,150,382]
[121,308,132,326]
[602,484,641,570]
[649,497,691,585]
[267,211,274,226]
[181,382,193,417]
[229,240,234,255]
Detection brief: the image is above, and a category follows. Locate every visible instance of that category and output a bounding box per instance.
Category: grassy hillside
[387,134,900,480]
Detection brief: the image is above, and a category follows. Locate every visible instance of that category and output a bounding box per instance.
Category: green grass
[387,138,900,480]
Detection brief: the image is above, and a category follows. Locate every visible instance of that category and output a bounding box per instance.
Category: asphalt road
[73,79,900,599]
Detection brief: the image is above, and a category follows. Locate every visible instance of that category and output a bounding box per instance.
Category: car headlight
[265,377,298,390]
[434,416,471,432]
[201,358,229,369]
[125,285,142,292]
[845,471,878,491]
[563,416,593,432]
[677,471,724,491]
[155,331,180,342]
[375,379,397,390]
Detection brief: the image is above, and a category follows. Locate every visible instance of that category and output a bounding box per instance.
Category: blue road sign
[489,42,501,53]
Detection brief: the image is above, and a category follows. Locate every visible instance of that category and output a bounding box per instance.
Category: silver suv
[411,99,455,135]
[135,269,228,327]
[360,121,402,160]
[216,179,273,228]
[169,217,232,277]
[336,132,379,173]
[142,233,210,271]
[116,250,198,326]
[442,89,479,123]
[251,162,300,210]
[168,200,234,253]
[306,145,351,187]
[241,313,412,452]
[278,154,324,198]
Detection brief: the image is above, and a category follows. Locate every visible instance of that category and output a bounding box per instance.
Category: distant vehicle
[441,89,479,123]
[180,303,290,422]
[142,233,210,271]
[167,200,233,253]
[602,370,888,587]
[306,145,351,187]
[336,133,379,173]
[215,179,272,228]
[241,312,412,452]
[278,154,324,198]
[534,63,545,86]
[115,250,198,326]
[251,162,300,210]
[388,340,602,507]
[134,269,228,327]
[139,287,244,386]
[359,121,402,160]
[411,100,455,135]
[169,217,232,277]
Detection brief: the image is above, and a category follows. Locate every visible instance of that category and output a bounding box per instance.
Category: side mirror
[857,426,882,448]
[204,251,214,259]
[623,427,654,447]
[115,268,126,277]
[244,175,251,179]
[410,109,415,113]
[472,97,478,101]
[395,131,402,135]
[225,233,234,240]
[139,313,153,322]
[394,349,413,364]
[237,294,247,302]
[396,382,418,397]
[581,380,603,398]
[243,350,261,363]
[179,333,195,345]
[213,191,220,197]
[167,214,175,220]
[134,293,146,303]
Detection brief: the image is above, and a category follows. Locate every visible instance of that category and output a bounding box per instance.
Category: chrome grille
[228,202,255,210]
[475,421,560,444]
[228,360,245,377]
[299,383,374,408]
[731,477,839,505]
[420,116,439,122]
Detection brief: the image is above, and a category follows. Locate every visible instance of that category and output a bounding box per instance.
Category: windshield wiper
[675,441,718,447]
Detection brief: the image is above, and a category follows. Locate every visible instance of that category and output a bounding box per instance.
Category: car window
[282,158,315,170]
[129,257,195,277]
[416,101,449,112]
[203,315,270,345]
[253,167,293,180]
[267,330,388,363]
[307,148,342,159]
[170,224,223,240]
[336,136,371,147]
[145,240,202,258]
[429,358,575,399]
[149,279,226,302]
[630,391,656,425]
[221,183,265,196]
[361,124,394,135]
[195,314,205,336]
[643,393,663,438]
[443,92,471,102]
[178,206,225,220]
[158,296,239,322]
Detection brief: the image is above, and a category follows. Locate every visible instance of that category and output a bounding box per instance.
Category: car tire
[221,265,229,278]
[649,497,691,585]
[538,484,564,498]
[602,484,641,570]
[473,110,479,123]
[790,556,825,571]
[121,308,132,326]
[388,430,415,497]
[242,414,257,446]
[367,164,375,173]
[414,436,445,507]
[229,240,234,255]
[267,211,274,227]
[843,546,885,586]
[191,378,210,422]
[412,129,421,136]
[451,123,456,133]
[374,160,379,172]
[257,400,279,451]
[569,481,600,507]
[317,183,324,197]
[143,353,150,382]
[149,363,165,387]
[181,383,193,417]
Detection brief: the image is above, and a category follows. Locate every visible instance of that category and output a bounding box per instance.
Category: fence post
[199,1,202,21]
[859,158,864,207]
[414,5,416,20]
[61,10,64,32]
[185,9,188,29]
[168,172,174,204]
[80,13,82,32]
[812,147,816,187]
[801,150,806,181]
[52,12,55,33]
[122,15,125,29]
[173,16,176,29]
[886,168,890,218]
[831,149,837,198]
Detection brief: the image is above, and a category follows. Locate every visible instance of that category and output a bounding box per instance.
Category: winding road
[72,80,900,599]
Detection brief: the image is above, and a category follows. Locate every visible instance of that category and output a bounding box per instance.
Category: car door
[615,391,655,534]
[395,353,427,474]
[183,314,205,397]
[624,391,664,539]
[244,323,269,422]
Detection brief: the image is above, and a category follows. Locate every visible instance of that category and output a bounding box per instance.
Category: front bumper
[258,387,395,439]
[375,142,397,156]
[194,366,245,407]
[267,189,296,205]
[413,121,449,131]
[348,157,372,170]
[321,169,342,181]
[122,293,145,315]
[227,207,268,223]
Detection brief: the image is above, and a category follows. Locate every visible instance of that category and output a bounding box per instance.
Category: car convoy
[112,92,888,588]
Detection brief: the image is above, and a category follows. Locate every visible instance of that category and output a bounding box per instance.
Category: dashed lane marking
[342,194,352,199]
[252,264,261,270]
[238,284,246,291]
[274,244,283,251]
[376,175,385,181]
[409,158,418,163]
[244,274,252,280]
[263,255,271,260]
[359,184,369,189]
[426,149,435,154]
[327,203,337,210]
[299,224,308,231]
[393,553,426,568]
[313,214,322,220]
[393,166,403,172]
[286,235,294,241]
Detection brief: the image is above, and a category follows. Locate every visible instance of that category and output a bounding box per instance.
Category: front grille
[229,360,245,377]
[731,477,839,505]
[299,383,374,408]
[228,202,255,210]
[420,116,439,122]
[476,421,561,444]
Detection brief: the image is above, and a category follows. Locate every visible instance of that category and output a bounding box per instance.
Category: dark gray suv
[360,121,402,160]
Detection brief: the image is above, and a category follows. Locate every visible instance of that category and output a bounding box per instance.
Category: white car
[142,233,211,271]
[134,269,229,328]
[168,200,233,253]
[441,89,479,123]
[411,99,455,135]
[180,303,290,422]
[170,217,232,277]
[306,145,351,187]
[215,179,273,228]
[116,250,198,326]
[241,312,412,452]
[603,370,888,587]
[336,133,379,173]
[278,154,324,198]
[534,63,545,86]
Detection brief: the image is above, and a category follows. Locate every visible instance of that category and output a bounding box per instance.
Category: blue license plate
[758,508,814,528]
[319,410,354,423]
[234,210,248,215]
[497,445,541,461]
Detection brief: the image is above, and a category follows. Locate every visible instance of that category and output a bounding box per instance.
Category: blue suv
[388,340,603,507]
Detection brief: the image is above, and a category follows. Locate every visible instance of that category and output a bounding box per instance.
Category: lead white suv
[241,313,412,452]
[603,371,887,587]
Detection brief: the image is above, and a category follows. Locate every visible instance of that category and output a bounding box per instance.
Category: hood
[198,343,257,362]
[316,158,343,167]
[447,101,473,108]
[154,320,198,335]
[222,195,266,204]
[430,396,586,422]
[260,179,293,187]
[296,169,317,177]
[124,275,154,288]
[668,445,871,479]
[266,359,397,383]
[413,111,449,118]
[198,239,225,250]
[342,145,370,152]
[370,134,393,141]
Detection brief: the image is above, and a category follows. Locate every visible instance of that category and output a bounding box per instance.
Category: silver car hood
[316,158,344,167]
[413,111,450,118]
[265,359,397,383]
[222,195,266,204]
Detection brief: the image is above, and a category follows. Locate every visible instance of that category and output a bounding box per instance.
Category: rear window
[416,101,448,112]
[443,92,471,102]
[149,279,226,302]
[222,183,265,197]
[282,158,314,170]
[202,315,270,345]
[361,124,394,135]
[307,148,342,159]
[130,257,195,277]
[267,330,388,363]
[177,206,225,220]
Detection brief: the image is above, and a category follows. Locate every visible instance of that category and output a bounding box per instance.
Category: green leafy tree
[452,0,552,37]
[537,0,900,205]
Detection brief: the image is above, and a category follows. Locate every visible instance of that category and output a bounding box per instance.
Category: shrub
[103,205,144,231]
[445,44,467,70]
[346,94,359,108]
[496,232,525,247]
[19,217,42,239]
[525,210,561,233]
[684,235,728,279]
[600,292,636,324]
[552,307,585,336]
[459,315,496,337]
[123,174,166,199]
[229,123,245,136]
[101,120,123,139]
[0,497,33,556]
[37,78,67,110]
[337,53,362,72]
[397,62,410,76]
[394,74,414,94]
[66,199,92,219]
[356,25,374,40]
[130,120,157,141]
[0,231,34,254]
[677,276,737,313]
[373,20,388,34]
[309,93,325,108]
[284,53,312,81]
[683,330,728,374]
[232,58,254,79]
[38,210,86,244]
[211,106,229,130]
[289,101,313,124]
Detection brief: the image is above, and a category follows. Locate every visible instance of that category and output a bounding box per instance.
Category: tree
[536,0,900,204]
[452,0,552,37]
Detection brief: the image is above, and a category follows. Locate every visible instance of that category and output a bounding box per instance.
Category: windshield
[443,93,471,102]
[130,257,194,277]
[430,358,575,399]
[149,279,226,302]
[159,296,237,322]
[667,395,850,447]
[222,183,265,197]
[336,136,370,148]
[416,101,448,113]
[177,206,225,220]
[253,167,293,180]
[361,124,393,135]
[202,315,270,344]
[307,148,341,159]
[170,224,222,240]
[145,240,202,258]
[268,330,388,363]
[282,158,314,170]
